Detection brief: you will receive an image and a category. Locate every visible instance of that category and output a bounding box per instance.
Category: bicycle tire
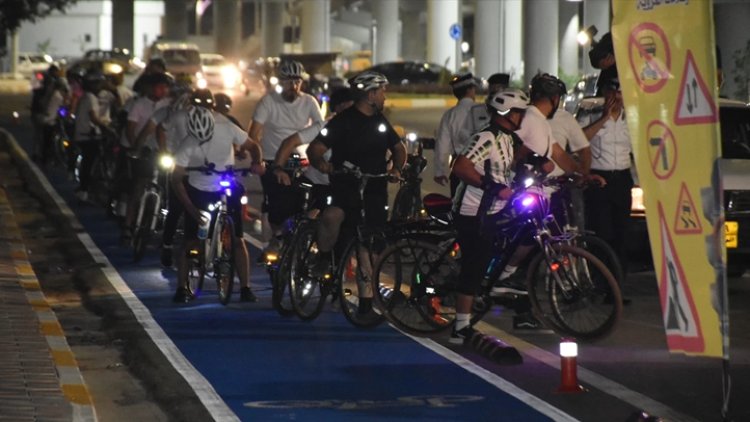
[574,234,625,289]
[526,243,622,341]
[132,194,157,262]
[187,244,207,296]
[288,225,327,320]
[337,237,386,328]
[373,238,460,336]
[271,230,298,317]
[215,215,236,305]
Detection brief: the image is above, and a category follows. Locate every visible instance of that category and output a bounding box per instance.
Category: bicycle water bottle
[197,211,211,240]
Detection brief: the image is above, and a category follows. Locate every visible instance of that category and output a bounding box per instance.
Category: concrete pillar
[715,2,750,100]
[523,0,558,85]
[427,0,460,72]
[474,0,502,79]
[163,0,188,40]
[581,0,609,75]
[262,1,284,57]
[214,0,242,58]
[112,0,134,51]
[301,0,330,53]
[372,0,399,64]
[10,31,19,76]
[559,1,579,79]
[401,9,425,62]
[503,0,523,82]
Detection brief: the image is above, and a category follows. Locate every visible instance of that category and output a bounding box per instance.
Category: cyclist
[270,87,354,211]
[214,93,243,128]
[434,72,479,195]
[306,71,406,316]
[460,73,510,147]
[450,89,529,344]
[247,60,324,255]
[72,70,109,202]
[121,72,172,240]
[171,106,265,303]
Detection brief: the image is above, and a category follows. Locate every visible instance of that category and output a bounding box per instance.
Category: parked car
[362,61,449,85]
[17,52,55,80]
[146,42,202,86]
[83,48,144,74]
[576,97,750,276]
[200,53,246,93]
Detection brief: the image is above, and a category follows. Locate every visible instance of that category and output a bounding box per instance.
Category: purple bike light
[58,107,67,117]
[520,195,535,208]
[219,180,231,187]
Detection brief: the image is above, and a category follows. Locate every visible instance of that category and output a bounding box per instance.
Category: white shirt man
[548,109,591,177]
[251,90,323,160]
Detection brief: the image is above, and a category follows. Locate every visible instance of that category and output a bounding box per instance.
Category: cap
[450,72,479,89]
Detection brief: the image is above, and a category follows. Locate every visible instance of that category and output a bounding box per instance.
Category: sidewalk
[0,74,31,95]
[0,158,96,421]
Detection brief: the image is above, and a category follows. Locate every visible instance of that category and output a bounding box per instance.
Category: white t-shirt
[175,112,248,192]
[74,92,101,142]
[252,91,323,160]
[455,127,515,216]
[514,105,557,159]
[126,96,170,149]
[98,90,117,125]
[548,109,590,177]
[152,101,192,153]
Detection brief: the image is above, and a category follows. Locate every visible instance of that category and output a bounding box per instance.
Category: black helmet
[529,73,567,101]
[148,71,173,86]
[191,88,215,109]
[82,70,105,91]
[214,93,232,112]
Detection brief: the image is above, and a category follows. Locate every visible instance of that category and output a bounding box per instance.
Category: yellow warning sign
[613,0,724,357]
[673,182,702,234]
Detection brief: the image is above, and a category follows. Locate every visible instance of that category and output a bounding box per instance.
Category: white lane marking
[15,138,240,421]
[476,322,700,422]
[404,334,579,421]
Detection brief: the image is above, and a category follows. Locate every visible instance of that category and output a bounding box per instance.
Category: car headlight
[221,66,240,88]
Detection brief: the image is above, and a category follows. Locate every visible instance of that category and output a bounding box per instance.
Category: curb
[0,79,31,95]
[0,188,98,422]
[386,97,457,109]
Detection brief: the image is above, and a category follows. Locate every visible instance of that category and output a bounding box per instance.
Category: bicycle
[185,165,251,305]
[373,169,622,342]
[131,152,173,262]
[286,163,398,327]
[390,133,427,222]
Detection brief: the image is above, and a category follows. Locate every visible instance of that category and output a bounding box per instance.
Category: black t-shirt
[315,106,401,195]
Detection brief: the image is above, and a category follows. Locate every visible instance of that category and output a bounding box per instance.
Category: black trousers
[584,169,634,276]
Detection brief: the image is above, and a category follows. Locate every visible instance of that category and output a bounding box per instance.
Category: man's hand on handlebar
[250,161,266,176]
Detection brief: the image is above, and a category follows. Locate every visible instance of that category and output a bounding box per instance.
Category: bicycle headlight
[240,195,248,205]
[159,154,175,170]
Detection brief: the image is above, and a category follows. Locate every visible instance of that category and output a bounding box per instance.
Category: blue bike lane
[38,162,576,421]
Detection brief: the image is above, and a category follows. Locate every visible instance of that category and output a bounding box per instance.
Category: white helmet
[278,60,305,80]
[349,71,389,92]
[187,106,215,143]
[488,89,529,115]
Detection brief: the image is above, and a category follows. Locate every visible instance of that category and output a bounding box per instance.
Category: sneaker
[160,244,173,268]
[172,286,195,303]
[513,313,543,330]
[449,325,478,345]
[490,277,528,297]
[240,286,258,303]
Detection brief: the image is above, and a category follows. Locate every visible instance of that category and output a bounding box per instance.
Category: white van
[147,42,202,84]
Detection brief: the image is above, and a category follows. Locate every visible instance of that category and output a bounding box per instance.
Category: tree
[0,0,77,33]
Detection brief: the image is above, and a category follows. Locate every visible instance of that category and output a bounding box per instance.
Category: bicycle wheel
[288,225,327,320]
[271,231,297,317]
[391,186,421,222]
[337,238,386,328]
[214,215,236,305]
[526,243,622,341]
[187,243,207,296]
[574,234,625,290]
[373,238,460,335]
[132,194,157,262]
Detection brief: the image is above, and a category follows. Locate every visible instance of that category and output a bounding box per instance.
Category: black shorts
[260,168,304,225]
[455,213,494,296]
[184,184,244,240]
